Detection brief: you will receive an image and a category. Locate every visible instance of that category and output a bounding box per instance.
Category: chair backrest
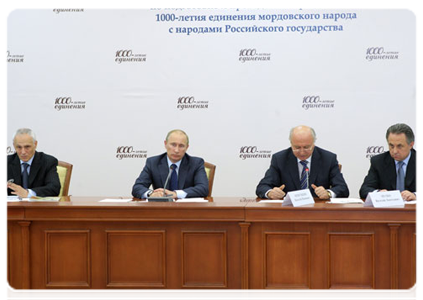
[204,161,216,197]
[57,161,73,197]
[338,164,342,172]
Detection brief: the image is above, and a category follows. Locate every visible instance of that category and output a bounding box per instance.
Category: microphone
[162,164,175,197]
[305,168,310,188]
[147,165,175,202]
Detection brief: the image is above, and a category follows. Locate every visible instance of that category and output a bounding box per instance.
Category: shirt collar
[167,156,182,170]
[297,155,312,165]
[20,155,35,166]
[395,151,411,166]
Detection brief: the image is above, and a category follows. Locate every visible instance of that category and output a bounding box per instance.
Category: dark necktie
[169,164,178,191]
[396,161,405,191]
[22,163,29,189]
[300,160,308,190]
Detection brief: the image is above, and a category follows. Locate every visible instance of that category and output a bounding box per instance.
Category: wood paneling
[413,233,420,292]
[45,230,91,288]
[106,230,165,288]
[264,232,310,288]
[7,197,416,289]
[182,231,227,288]
[4,230,10,288]
[328,233,374,289]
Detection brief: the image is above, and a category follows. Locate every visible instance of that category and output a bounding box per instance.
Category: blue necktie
[396,161,405,191]
[169,164,178,191]
[22,163,29,189]
[300,160,308,190]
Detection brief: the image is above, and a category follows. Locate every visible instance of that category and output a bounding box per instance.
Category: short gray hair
[386,123,414,144]
[13,128,37,144]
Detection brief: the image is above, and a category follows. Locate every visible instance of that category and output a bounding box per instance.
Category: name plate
[364,190,404,208]
[283,189,315,207]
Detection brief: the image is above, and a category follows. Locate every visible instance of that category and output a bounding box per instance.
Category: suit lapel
[11,155,23,186]
[287,151,301,190]
[405,149,416,189]
[28,152,41,187]
[159,155,170,187]
[385,154,397,190]
[178,155,188,189]
[309,148,320,185]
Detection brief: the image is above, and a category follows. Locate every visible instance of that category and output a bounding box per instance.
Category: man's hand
[151,188,177,199]
[401,190,416,201]
[7,182,29,198]
[268,184,286,200]
[311,184,330,199]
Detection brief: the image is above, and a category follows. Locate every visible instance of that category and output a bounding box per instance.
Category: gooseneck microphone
[162,164,175,197]
[147,165,175,202]
[305,168,310,188]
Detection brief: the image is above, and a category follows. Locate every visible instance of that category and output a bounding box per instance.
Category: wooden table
[7,197,415,289]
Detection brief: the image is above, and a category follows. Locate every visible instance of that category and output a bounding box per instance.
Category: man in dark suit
[132,129,209,199]
[256,125,349,200]
[7,128,61,198]
[360,123,416,201]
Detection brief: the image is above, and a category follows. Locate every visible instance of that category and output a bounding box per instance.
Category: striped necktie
[300,160,308,190]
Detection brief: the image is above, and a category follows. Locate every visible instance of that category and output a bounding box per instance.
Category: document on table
[99,199,133,203]
[259,199,284,203]
[327,198,364,204]
[7,196,21,202]
[405,200,417,204]
[176,198,208,203]
[28,197,61,202]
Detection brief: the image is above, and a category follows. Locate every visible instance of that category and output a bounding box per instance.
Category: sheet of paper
[327,198,364,204]
[259,200,284,203]
[7,196,21,202]
[176,198,208,202]
[99,199,133,203]
[29,197,61,202]
[405,200,417,204]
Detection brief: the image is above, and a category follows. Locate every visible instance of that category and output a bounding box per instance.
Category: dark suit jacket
[359,149,416,198]
[256,146,349,198]
[7,151,61,197]
[132,153,209,199]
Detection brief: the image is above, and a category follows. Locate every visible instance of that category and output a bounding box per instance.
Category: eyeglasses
[291,145,313,152]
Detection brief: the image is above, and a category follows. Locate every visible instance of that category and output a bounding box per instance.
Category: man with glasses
[256,125,349,199]
[359,123,416,201]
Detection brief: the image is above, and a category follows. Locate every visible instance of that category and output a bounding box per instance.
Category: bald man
[256,125,349,200]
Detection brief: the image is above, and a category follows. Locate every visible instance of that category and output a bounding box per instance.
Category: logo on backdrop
[7,146,15,155]
[52,9,84,14]
[177,96,209,110]
[116,146,147,160]
[239,49,271,63]
[54,97,86,111]
[7,51,24,63]
[366,146,385,159]
[302,95,335,110]
[239,146,272,160]
[366,47,399,62]
[115,50,147,64]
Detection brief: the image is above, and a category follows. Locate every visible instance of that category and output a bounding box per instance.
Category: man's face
[165,132,189,163]
[13,134,37,162]
[291,131,315,161]
[388,133,413,162]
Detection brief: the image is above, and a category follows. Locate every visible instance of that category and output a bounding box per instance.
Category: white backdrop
[7,9,416,198]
